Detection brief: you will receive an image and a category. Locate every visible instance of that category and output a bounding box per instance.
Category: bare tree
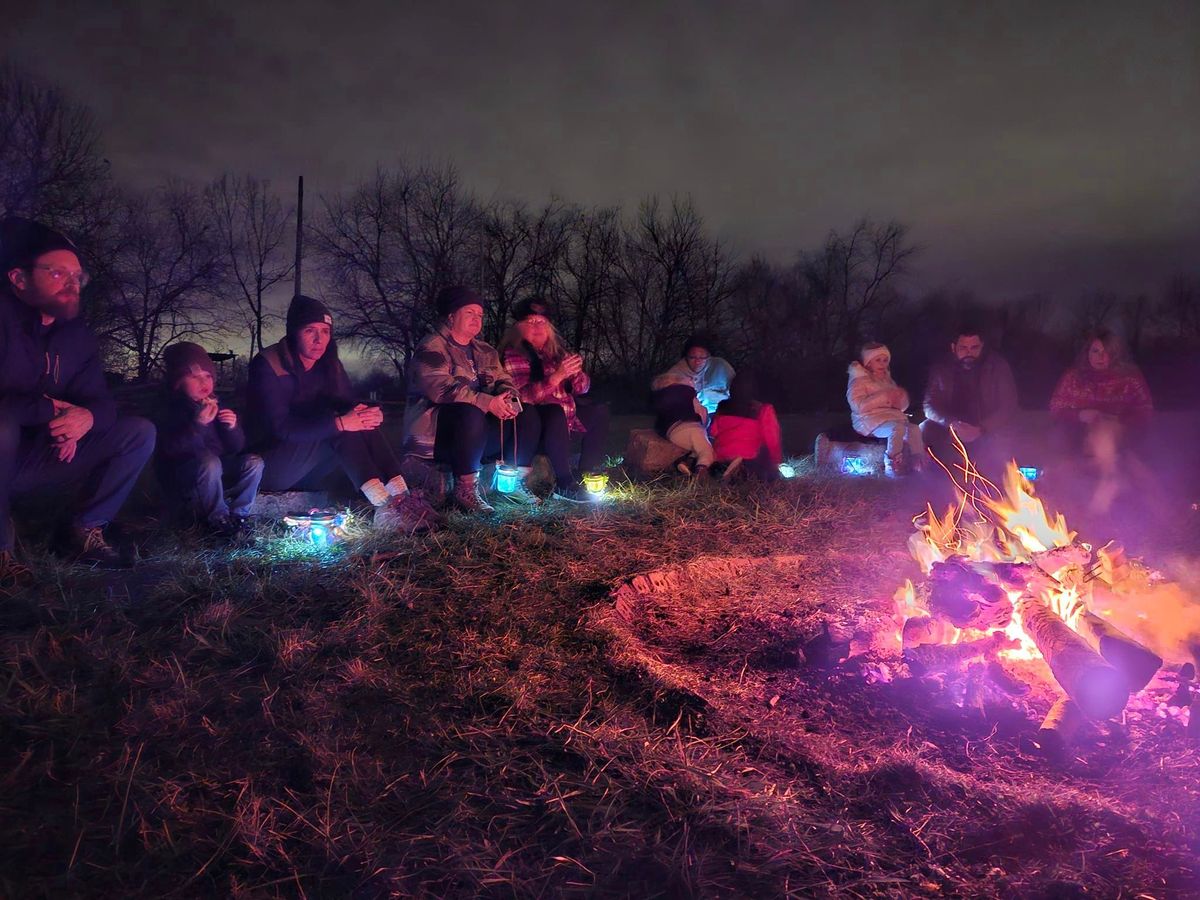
[1158,276,1200,340]
[95,182,223,381]
[598,196,734,378]
[206,174,294,356]
[315,164,480,372]
[477,198,573,342]
[800,219,917,359]
[0,64,110,235]
[560,206,621,360]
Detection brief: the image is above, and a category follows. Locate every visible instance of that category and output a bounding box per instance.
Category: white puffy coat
[846,361,910,436]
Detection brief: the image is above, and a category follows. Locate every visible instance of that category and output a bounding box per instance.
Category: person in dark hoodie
[921,322,1018,479]
[155,342,263,537]
[0,216,155,574]
[650,364,714,478]
[246,294,433,532]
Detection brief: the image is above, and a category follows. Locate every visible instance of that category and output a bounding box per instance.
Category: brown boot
[452,473,495,514]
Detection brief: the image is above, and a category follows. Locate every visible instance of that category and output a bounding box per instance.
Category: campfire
[893,450,1179,751]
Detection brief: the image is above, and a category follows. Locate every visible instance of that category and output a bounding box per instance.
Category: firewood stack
[899,540,1163,751]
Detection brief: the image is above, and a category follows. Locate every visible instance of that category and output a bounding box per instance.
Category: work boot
[884,454,904,479]
[399,455,449,507]
[69,525,130,569]
[452,473,495,514]
[374,492,441,533]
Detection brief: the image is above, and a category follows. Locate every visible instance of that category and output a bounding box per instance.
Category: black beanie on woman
[286,294,333,335]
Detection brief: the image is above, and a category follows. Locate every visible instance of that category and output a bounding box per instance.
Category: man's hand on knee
[47,399,94,445]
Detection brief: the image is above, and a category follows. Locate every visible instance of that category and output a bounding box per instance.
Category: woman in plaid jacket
[499,297,610,501]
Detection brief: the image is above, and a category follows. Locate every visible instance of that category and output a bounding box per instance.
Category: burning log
[1037,698,1085,754]
[929,559,1013,629]
[904,631,1014,674]
[1015,595,1129,719]
[1071,609,1162,693]
[986,660,1030,696]
[901,615,944,651]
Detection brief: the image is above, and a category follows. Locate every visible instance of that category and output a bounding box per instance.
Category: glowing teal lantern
[282,509,347,546]
[778,463,796,479]
[1018,466,1042,482]
[841,456,872,476]
[494,464,520,494]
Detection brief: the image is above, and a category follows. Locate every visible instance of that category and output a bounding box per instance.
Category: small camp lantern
[1018,465,1042,482]
[841,455,872,477]
[282,509,349,547]
[778,463,796,479]
[582,472,609,497]
[494,464,521,494]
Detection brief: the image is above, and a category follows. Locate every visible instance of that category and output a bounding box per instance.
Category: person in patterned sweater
[499,297,610,501]
[1049,330,1154,512]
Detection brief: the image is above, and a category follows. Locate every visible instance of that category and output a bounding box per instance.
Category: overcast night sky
[3,0,1198,300]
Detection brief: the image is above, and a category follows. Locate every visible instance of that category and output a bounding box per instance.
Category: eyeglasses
[32,265,90,288]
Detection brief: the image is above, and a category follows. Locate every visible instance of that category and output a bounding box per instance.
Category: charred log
[904,632,1015,674]
[986,660,1030,696]
[1016,595,1129,719]
[1072,610,1162,693]
[1037,698,1085,754]
[929,559,1013,629]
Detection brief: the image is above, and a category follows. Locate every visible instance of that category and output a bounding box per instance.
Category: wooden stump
[625,428,683,474]
[813,433,887,475]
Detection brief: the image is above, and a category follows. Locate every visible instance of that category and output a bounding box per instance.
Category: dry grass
[1,471,1198,898]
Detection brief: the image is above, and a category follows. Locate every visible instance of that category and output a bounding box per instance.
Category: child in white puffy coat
[846,343,924,476]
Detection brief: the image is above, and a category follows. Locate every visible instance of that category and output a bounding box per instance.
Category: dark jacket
[155,392,246,461]
[652,383,703,439]
[0,288,116,431]
[923,350,1018,433]
[246,339,354,450]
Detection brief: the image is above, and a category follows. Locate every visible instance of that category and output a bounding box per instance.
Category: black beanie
[435,285,484,317]
[163,342,216,387]
[511,296,556,322]
[286,294,333,335]
[0,216,78,272]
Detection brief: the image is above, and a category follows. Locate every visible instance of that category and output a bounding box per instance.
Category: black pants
[258,429,402,493]
[160,452,264,523]
[433,403,539,477]
[532,401,611,483]
[1,413,156,552]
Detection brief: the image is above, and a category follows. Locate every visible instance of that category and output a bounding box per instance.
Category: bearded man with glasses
[0,217,156,578]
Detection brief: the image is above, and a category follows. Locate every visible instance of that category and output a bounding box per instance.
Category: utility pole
[293,175,304,296]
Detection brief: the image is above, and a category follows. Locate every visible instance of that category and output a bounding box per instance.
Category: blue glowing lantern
[778,463,796,479]
[841,455,873,477]
[283,509,347,547]
[1018,466,1042,482]
[494,464,520,494]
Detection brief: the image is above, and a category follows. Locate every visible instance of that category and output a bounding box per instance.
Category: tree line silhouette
[4,63,1198,411]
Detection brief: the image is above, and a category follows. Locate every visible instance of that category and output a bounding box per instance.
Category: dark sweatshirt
[0,288,117,432]
[652,383,703,439]
[246,339,354,450]
[155,392,246,461]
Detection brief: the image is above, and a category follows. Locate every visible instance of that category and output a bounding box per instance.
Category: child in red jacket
[710,370,783,481]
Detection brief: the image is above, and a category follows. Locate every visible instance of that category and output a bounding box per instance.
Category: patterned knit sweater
[1049,366,1153,425]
